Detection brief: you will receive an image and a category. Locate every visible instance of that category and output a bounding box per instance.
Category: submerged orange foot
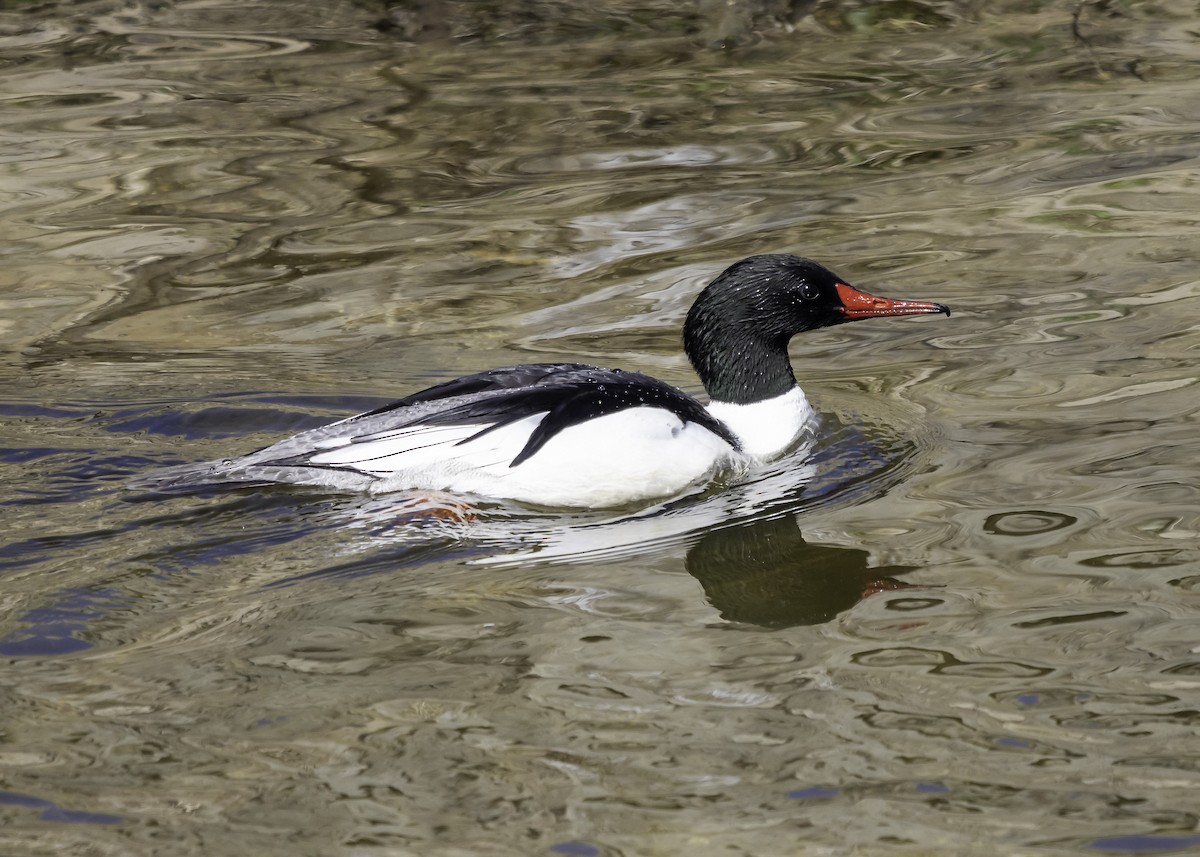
[401,494,478,525]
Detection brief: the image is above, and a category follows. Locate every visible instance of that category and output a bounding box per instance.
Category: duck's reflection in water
[684,515,917,628]
[300,495,921,628]
[285,413,930,627]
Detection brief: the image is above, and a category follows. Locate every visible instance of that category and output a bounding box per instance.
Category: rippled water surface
[4,1,1200,854]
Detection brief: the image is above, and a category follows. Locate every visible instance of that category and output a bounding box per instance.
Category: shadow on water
[0,389,935,652]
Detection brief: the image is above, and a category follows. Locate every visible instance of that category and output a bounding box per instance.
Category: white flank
[705,387,815,459]
[308,407,740,508]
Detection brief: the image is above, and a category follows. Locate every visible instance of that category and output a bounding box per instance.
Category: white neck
[705,387,815,459]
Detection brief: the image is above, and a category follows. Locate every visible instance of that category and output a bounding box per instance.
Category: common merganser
[132,254,949,508]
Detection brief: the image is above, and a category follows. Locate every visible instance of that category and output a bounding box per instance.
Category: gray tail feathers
[126,459,264,493]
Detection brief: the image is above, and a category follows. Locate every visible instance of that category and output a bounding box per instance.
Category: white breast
[705,387,815,459]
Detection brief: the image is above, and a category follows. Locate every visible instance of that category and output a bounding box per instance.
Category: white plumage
[309,408,741,507]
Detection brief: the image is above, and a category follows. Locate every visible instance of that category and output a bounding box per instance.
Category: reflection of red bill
[860,577,924,597]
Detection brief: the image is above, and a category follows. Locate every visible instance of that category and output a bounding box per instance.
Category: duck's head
[684,253,950,403]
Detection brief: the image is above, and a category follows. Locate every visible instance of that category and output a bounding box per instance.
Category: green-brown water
[4,1,1200,854]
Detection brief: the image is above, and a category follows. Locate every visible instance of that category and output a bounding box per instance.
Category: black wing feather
[321,365,739,468]
[508,372,740,466]
[354,363,596,420]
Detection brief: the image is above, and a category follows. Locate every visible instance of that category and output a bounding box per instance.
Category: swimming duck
[132,254,949,507]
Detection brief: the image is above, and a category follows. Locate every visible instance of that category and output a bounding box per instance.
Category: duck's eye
[799,282,820,301]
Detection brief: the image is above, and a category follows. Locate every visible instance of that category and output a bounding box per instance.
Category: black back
[335,365,741,468]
